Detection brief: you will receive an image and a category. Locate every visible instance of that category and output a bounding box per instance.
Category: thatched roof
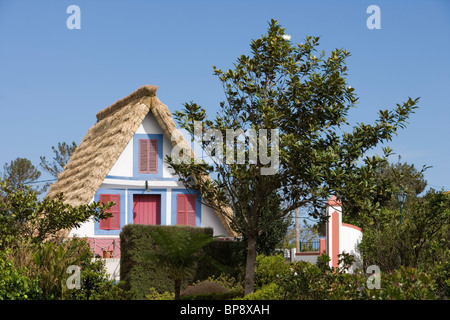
[47,85,236,237]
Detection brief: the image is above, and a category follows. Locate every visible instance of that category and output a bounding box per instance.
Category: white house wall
[201,203,229,237]
[107,113,175,178]
[69,187,229,238]
[69,111,231,239]
[108,139,133,177]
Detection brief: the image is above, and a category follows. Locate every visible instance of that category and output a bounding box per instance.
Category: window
[100,194,121,230]
[138,139,158,174]
[176,194,196,226]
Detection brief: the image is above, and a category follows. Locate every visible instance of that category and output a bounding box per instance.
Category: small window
[100,194,121,230]
[176,194,196,226]
[139,139,158,174]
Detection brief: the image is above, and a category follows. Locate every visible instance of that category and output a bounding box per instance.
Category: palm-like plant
[146,226,216,300]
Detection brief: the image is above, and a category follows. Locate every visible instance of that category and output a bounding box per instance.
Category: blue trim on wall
[127,189,167,226]
[94,189,126,236]
[105,174,179,181]
[133,134,164,179]
[171,189,201,227]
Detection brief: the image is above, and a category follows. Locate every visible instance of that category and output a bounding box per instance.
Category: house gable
[47,85,237,238]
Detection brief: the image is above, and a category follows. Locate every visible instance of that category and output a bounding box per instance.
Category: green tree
[0,180,112,249]
[166,20,419,295]
[2,157,42,194]
[343,158,429,227]
[40,141,77,191]
[360,189,450,272]
[146,227,216,300]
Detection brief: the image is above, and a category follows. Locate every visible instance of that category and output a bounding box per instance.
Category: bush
[240,283,283,300]
[276,260,440,300]
[195,240,244,282]
[254,254,289,288]
[181,281,228,296]
[0,250,42,300]
[180,273,244,300]
[146,287,175,300]
[360,267,439,300]
[120,224,215,299]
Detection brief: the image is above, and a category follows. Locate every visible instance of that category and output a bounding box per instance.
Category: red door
[133,194,161,225]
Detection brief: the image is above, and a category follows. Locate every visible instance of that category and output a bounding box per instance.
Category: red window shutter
[186,194,196,226]
[139,139,158,174]
[100,194,120,230]
[176,194,196,226]
[109,194,121,230]
[100,194,111,230]
[139,139,149,173]
[177,194,186,225]
[148,139,158,174]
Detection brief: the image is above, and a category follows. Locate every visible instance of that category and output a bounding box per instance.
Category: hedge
[120,224,242,300]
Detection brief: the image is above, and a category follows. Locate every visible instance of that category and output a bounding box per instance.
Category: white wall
[340,225,363,272]
[201,204,229,237]
[69,112,231,238]
[107,113,176,178]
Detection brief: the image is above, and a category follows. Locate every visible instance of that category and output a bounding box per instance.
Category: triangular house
[47,85,236,258]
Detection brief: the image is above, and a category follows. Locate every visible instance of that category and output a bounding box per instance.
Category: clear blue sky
[1,0,449,192]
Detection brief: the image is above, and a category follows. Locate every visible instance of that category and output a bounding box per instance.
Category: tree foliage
[360,188,450,271]
[146,226,217,300]
[2,157,42,194]
[166,20,419,295]
[40,141,77,179]
[0,180,112,249]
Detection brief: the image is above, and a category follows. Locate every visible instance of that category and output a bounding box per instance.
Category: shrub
[254,254,289,288]
[195,240,244,281]
[0,250,42,300]
[240,283,283,300]
[146,287,175,300]
[203,273,243,291]
[181,274,244,300]
[120,224,215,299]
[360,267,439,300]
[181,280,229,297]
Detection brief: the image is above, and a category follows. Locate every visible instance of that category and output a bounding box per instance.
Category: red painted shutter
[100,194,111,230]
[100,194,120,230]
[139,139,158,174]
[186,194,196,226]
[148,139,158,174]
[109,195,121,230]
[177,194,186,225]
[176,194,196,226]
[139,139,149,173]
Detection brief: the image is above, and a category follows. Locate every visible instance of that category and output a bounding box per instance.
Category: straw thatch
[47,85,237,237]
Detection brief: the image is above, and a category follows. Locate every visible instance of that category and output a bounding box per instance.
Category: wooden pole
[295,208,300,253]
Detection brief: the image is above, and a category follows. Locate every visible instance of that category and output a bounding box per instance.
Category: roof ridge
[96,85,157,121]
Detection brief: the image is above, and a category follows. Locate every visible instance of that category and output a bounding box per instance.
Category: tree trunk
[244,235,257,296]
[174,278,182,300]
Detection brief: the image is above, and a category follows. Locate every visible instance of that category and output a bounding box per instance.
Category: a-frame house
[47,85,236,258]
